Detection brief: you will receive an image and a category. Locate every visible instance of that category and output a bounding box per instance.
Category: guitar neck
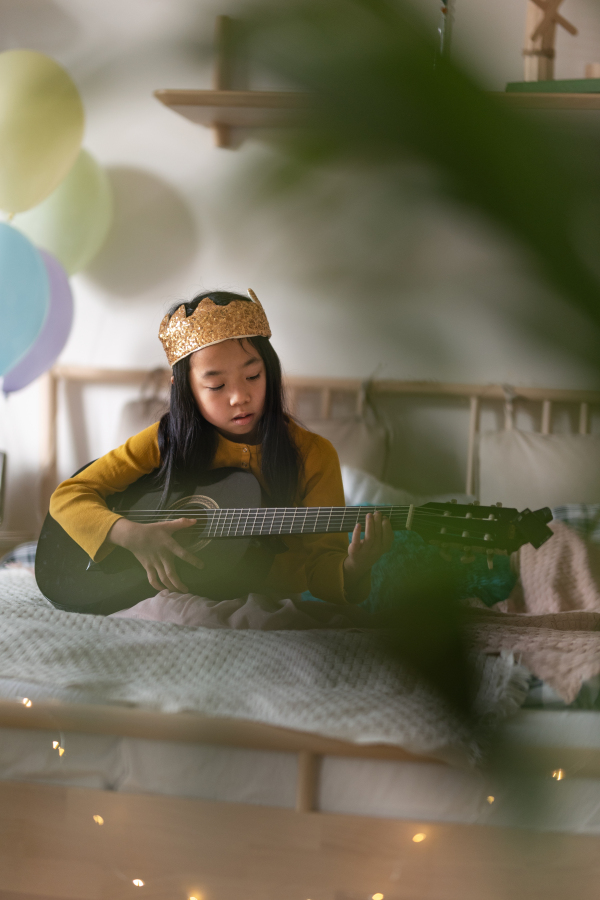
[121,499,555,555]
[191,506,413,538]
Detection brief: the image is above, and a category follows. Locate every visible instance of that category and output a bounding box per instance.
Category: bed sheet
[0,569,528,766]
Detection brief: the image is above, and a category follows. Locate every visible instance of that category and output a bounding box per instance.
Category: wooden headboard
[39,365,600,514]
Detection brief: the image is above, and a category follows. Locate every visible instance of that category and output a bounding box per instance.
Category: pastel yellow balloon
[14,149,113,274]
[0,50,84,213]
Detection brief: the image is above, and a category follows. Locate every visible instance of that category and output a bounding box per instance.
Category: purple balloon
[2,249,73,394]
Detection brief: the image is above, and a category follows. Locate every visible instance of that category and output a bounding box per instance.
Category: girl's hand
[343,511,393,600]
[108,517,203,593]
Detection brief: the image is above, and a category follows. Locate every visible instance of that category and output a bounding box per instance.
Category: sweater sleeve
[49,422,162,561]
[296,430,365,605]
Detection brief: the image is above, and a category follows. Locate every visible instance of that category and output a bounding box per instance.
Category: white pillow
[478,430,600,510]
[342,466,474,507]
[305,417,387,480]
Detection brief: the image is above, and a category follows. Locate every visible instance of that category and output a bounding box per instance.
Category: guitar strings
[117,504,488,517]
[116,506,498,523]
[116,507,495,522]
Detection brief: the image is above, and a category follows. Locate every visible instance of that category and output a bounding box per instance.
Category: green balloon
[14,149,113,274]
[0,50,84,213]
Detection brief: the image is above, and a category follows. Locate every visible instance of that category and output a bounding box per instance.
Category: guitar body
[35,468,279,615]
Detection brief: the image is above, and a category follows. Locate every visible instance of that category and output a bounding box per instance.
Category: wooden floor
[0,781,599,900]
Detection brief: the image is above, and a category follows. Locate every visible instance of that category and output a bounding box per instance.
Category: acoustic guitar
[35,465,553,615]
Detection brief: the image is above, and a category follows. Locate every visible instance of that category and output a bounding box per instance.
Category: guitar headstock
[414,501,553,563]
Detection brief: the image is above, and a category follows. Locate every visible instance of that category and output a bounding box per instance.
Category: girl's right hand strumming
[107,517,203,593]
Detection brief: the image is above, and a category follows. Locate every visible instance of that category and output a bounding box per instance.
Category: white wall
[1,0,600,544]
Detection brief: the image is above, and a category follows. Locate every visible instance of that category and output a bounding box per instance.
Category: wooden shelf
[154,88,311,129]
[498,92,600,110]
[154,87,600,137]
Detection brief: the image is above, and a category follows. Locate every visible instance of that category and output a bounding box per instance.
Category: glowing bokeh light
[22,698,32,707]
[552,769,565,781]
[412,833,426,843]
[133,879,144,887]
[372,894,385,900]
[93,815,104,825]
[487,795,495,804]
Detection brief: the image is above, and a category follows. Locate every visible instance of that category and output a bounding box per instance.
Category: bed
[1,367,600,900]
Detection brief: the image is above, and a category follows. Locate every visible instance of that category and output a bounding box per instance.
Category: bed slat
[296,750,320,812]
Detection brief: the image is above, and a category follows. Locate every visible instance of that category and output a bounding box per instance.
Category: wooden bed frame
[38,364,600,511]
[2,365,600,899]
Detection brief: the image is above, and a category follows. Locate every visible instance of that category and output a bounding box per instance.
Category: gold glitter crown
[158,289,271,366]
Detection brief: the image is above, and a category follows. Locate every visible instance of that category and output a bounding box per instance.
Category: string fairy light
[412,833,426,843]
[93,815,104,825]
[487,795,495,804]
[552,769,565,781]
[21,697,32,707]
[372,893,385,900]
[132,879,144,887]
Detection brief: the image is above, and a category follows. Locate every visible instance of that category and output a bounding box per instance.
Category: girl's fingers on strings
[350,522,362,551]
[373,510,383,544]
[382,515,393,552]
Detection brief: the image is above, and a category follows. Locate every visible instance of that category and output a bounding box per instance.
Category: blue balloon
[0,222,49,376]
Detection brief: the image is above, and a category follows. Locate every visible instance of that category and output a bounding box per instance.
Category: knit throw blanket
[466,521,600,703]
[0,569,527,764]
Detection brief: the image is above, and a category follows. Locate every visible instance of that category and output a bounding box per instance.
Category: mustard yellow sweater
[49,419,355,604]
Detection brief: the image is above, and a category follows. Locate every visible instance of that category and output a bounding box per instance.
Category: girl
[49,290,392,613]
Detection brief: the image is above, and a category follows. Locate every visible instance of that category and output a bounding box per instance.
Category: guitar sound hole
[168,494,220,554]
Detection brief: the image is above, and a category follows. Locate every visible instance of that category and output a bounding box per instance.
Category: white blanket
[0,570,527,763]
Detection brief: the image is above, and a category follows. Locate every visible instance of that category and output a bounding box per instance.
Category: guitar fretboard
[128,505,419,538]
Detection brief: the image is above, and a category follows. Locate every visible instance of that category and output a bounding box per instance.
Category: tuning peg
[487,551,494,570]
[473,501,480,506]
[495,502,502,508]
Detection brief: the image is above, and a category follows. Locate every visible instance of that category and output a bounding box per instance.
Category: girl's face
[188,338,267,443]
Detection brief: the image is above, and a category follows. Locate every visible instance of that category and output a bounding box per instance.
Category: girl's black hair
[156,291,301,506]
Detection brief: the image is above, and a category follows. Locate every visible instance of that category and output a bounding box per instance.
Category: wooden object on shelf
[586,63,600,78]
[523,0,577,82]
